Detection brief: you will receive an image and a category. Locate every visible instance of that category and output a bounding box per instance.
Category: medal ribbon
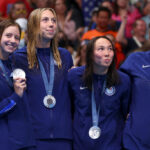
[0,59,12,87]
[37,50,54,95]
[91,80,106,126]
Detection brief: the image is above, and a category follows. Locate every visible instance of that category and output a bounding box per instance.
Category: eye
[108,47,113,51]
[97,47,104,51]
[15,35,20,40]
[51,18,56,24]
[6,33,12,38]
[41,17,49,22]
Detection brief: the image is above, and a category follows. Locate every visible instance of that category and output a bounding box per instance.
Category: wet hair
[97,6,112,18]
[83,36,119,89]
[27,8,62,69]
[0,19,21,41]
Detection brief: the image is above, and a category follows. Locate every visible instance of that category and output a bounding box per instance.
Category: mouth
[5,43,17,49]
[104,59,111,63]
[46,30,54,33]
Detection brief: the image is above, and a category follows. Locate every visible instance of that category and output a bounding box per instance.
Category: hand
[120,11,127,24]
[13,78,27,97]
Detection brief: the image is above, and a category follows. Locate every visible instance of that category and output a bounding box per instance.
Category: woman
[120,49,150,150]
[68,36,131,150]
[0,20,35,150]
[112,0,141,38]
[13,8,73,150]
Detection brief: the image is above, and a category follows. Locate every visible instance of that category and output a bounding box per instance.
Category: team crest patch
[105,87,115,96]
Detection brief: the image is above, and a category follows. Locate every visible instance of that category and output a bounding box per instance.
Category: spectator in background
[9,1,28,49]
[81,7,117,40]
[142,1,150,40]
[54,0,84,50]
[74,40,89,66]
[124,19,147,56]
[36,0,49,8]
[9,1,27,21]
[112,0,141,38]
[0,0,32,18]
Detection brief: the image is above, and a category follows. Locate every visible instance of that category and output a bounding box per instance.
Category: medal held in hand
[12,68,26,79]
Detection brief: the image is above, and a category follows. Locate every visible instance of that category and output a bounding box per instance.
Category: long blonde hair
[27,8,62,69]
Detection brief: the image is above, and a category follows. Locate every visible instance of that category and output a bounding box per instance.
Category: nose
[104,49,109,56]
[48,20,54,27]
[10,36,18,45]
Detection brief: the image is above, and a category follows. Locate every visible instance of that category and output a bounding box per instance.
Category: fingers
[13,78,27,90]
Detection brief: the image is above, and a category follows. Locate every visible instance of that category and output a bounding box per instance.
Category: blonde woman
[13,8,73,150]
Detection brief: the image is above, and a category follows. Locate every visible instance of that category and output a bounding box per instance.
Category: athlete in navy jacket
[0,20,35,150]
[68,36,131,150]
[120,51,150,150]
[12,8,73,150]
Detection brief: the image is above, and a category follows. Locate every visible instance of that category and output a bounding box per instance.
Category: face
[134,20,146,37]
[37,0,48,8]
[102,1,113,13]
[97,11,110,29]
[12,3,27,19]
[0,26,20,55]
[40,10,57,41]
[117,0,129,8]
[93,38,114,69]
[55,0,66,14]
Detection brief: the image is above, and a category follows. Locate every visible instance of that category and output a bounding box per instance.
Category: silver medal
[89,126,101,139]
[11,68,26,79]
[43,95,56,108]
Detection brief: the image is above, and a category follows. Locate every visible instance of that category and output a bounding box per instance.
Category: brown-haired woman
[68,36,131,150]
[0,19,35,150]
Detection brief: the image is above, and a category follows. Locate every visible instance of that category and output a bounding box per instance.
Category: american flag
[82,0,102,26]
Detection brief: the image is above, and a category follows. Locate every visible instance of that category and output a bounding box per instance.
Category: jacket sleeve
[0,92,21,117]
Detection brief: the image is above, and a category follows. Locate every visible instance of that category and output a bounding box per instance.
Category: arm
[0,78,27,117]
[121,76,131,119]
[116,12,128,45]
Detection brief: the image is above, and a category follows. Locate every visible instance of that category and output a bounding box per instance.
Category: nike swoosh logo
[142,65,150,68]
[80,87,88,90]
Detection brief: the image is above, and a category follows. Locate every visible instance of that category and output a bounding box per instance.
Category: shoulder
[118,70,130,82]
[12,47,28,68]
[120,51,149,73]
[117,70,131,89]
[14,46,27,57]
[58,47,73,67]
[58,47,71,57]
[68,66,85,81]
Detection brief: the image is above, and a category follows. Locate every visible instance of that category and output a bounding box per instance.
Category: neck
[0,48,9,60]
[119,8,127,14]
[93,65,108,75]
[96,26,108,32]
[37,39,51,48]
[134,35,145,43]
[57,15,65,21]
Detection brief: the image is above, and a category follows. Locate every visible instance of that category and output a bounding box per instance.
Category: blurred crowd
[0,0,150,68]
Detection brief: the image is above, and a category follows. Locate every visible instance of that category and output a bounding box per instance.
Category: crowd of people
[0,0,150,150]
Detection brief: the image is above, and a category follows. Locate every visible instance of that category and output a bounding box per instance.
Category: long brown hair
[27,8,62,69]
[83,36,119,89]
